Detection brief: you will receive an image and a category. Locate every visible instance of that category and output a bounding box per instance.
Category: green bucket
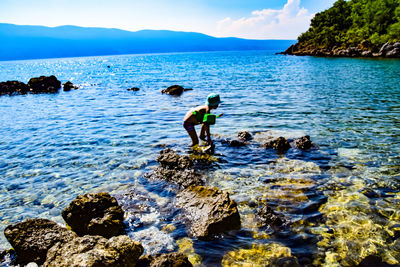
[203,114,216,125]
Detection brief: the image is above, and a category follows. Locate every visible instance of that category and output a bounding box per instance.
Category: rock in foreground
[28,75,61,93]
[176,186,241,239]
[4,219,76,265]
[62,192,125,238]
[294,135,313,150]
[44,235,143,267]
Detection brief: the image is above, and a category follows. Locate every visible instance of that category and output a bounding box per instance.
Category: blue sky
[0,0,336,39]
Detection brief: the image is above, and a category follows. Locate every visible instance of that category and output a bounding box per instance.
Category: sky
[0,0,336,39]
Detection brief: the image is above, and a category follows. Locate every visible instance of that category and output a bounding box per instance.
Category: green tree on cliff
[298,0,400,50]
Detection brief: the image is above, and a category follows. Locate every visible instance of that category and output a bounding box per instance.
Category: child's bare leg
[188,130,199,146]
[199,124,206,140]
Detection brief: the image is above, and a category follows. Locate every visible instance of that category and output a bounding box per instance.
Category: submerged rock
[221,243,300,267]
[4,218,76,265]
[62,192,125,238]
[256,205,286,228]
[0,81,30,96]
[63,81,79,91]
[44,235,143,267]
[28,75,61,93]
[293,135,313,150]
[137,252,192,267]
[176,185,241,239]
[161,85,185,96]
[238,131,252,141]
[263,137,291,153]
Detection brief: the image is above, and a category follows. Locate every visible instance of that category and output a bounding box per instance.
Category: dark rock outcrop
[227,139,247,147]
[263,137,291,153]
[145,149,204,189]
[0,81,30,96]
[238,131,252,141]
[63,81,78,91]
[44,235,143,267]
[137,252,192,267]
[128,87,140,91]
[176,185,241,239]
[4,219,76,265]
[62,192,125,238]
[161,85,185,96]
[28,75,61,93]
[280,42,400,58]
[293,135,313,150]
[357,255,396,267]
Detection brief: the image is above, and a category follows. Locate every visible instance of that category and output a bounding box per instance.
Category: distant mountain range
[0,23,295,61]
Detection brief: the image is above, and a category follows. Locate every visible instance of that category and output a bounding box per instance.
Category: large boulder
[28,75,61,93]
[62,192,125,238]
[0,81,30,96]
[157,148,193,169]
[4,219,76,265]
[44,235,143,267]
[137,252,192,267]
[176,186,241,239]
[63,81,79,91]
[161,85,184,96]
[263,137,291,153]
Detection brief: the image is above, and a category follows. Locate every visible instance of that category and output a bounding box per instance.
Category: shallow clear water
[0,51,399,266]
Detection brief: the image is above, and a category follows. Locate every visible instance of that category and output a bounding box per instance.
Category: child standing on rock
[183,93,222,147]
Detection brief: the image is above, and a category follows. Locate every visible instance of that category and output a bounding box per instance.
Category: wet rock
[361,51,373,57]
[63,81,78,91]
[147,167,204,189]
[238,131,252,141]
[263,137,291,153]
[44,235,143,267]
[4,218,76,265]
[128,87,140,91]
[0,81,30,96]
[161,85,185,96]
[357,255,395,267]
[256,205,285,228]
[28,75,61,93]
[269,257,301,267]
[0,249,16,266]
[227,139,247,147]
[176,185,241,239]
[146,149,204,189]
[62,192,125,238]
[157,148,193,170]
[137,252,192,267]
[293,135,313,150]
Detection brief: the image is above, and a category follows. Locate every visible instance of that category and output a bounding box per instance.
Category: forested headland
[282,0,400,57]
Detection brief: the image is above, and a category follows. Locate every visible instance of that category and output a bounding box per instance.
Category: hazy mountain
[0,23,295,61]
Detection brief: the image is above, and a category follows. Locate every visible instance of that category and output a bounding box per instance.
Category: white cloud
[216,0,314,40]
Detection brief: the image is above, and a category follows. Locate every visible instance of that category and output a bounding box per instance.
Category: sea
[0,50,399,266]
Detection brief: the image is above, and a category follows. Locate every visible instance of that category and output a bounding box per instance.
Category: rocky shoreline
[280,41,400,58]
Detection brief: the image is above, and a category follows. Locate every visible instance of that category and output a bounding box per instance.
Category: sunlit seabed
[0,51,399,266]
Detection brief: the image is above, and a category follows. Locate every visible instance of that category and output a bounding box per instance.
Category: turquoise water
[0,51,400,266]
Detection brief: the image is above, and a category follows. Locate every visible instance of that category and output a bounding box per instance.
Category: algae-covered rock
[44,235,143,267]
[4,218,76,265]
[137,252,192,267]
[62,192,125,238]
[263,137,291,153]
[221,243,300,267]
[256,205,286,228]
[176,185,240,239]
[28,75,61,93]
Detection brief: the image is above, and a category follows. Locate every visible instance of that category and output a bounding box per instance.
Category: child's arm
[200,123,212,145]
